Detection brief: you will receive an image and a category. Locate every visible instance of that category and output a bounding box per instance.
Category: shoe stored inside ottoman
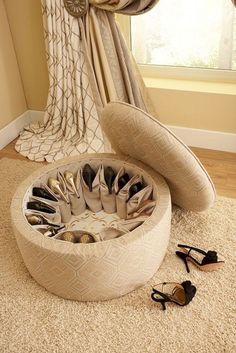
[23,157,158,242]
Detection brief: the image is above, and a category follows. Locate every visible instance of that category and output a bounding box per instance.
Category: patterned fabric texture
[11,154,171,301]
[15,0,157,162]
[101,102,216,212]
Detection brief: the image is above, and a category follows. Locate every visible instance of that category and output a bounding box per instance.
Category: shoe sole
[181,249,225,272]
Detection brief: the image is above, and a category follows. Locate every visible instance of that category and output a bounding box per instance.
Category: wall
[4,0,48,111]
[151,89,236,133]
[3,2,236,134]
[0,0,27,129]
[147,79,236,133]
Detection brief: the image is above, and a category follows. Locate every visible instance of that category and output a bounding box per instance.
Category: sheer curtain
[132,0,236,70]
[15,0,158,162]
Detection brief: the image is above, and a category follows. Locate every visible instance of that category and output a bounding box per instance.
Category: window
[130,0,236,79]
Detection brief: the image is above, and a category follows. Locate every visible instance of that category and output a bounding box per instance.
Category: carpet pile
[0,158,235,353]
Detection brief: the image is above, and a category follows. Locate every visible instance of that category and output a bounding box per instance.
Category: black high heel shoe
[176,244,225,273]
[32,187,57,201]
[82,164,96,192]
[127,182,143,201]
[104,167,116,194]
[117,173,130,193]
[27,201,56,214]
[151,281,196,310]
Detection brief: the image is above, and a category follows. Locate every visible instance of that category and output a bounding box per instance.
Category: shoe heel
[160,300,167,311]
[176,251,190,273]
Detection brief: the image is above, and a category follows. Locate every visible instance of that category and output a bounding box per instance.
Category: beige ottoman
[11,101,215,302]
[11,154,171,301]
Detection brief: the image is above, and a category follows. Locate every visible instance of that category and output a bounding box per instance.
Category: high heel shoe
[151,281,196,310]
[40,225,65,237]
[32,187,57,201]
[104,167,116,194]
[64,171,79,197]
[82,164,96,192]
[27,201,56,214]
[48,178,69,203]
[127,182,143,201]
[176,244,225,273]
[26,214,61,228]
[117,173,130,193]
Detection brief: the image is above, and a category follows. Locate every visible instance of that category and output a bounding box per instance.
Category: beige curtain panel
[15,0,158,162]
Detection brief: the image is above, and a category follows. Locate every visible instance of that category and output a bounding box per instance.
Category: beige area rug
[0,158,236,353]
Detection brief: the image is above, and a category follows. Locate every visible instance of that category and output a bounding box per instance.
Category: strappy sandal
[176,244,225,273]
[151,281,196,310]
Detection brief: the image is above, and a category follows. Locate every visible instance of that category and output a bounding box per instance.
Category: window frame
[116,14,236,84]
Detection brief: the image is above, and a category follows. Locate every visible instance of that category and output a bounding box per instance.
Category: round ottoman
[11,154,171,301]
[11,100,215,302]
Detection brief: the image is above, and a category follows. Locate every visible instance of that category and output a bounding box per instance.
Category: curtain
[15,0,158,162]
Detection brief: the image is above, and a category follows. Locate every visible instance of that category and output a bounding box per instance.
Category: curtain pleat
[15,0,158,162]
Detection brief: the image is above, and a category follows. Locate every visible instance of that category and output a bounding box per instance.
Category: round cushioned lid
[101,101,216,211]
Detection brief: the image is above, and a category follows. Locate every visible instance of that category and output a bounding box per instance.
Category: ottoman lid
[101,101,216,211]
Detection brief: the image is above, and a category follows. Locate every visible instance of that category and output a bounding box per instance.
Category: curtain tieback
[64,0,89,18]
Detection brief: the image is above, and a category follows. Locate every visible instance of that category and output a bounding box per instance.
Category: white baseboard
[0,110,44,150]
[168,125,236,153]
[0,111,30,150]
[0,110,235,153]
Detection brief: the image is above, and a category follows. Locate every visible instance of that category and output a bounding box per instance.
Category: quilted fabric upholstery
[11,154,171,301]
[101,102,216,211]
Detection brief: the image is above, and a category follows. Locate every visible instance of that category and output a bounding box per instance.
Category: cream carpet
[0,158,235,353]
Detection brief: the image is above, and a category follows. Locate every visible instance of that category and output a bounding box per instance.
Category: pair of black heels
[151,244,224,310]
[83,164,116,193]
[83,164,144,198]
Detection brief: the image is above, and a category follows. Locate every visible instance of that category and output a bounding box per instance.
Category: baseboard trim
[0,111,29,150]
[0,110,235,153]
[0,110,45,151]
[168,125,236,153]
